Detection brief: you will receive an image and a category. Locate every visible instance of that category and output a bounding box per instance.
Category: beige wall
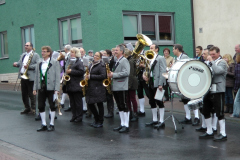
[193,0,240,57]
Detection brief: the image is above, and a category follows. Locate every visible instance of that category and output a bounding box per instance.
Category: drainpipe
[190,0,196,58]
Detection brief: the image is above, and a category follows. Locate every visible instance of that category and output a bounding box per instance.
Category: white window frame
[122,11,175,45]
[0,31,8,59]
[0,0,5,5]
[58,14,82,49]
[21,25,35,53]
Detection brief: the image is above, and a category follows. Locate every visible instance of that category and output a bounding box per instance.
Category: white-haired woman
[66,47,85,122]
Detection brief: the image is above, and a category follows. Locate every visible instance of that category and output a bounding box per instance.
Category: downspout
[190,0,196,58]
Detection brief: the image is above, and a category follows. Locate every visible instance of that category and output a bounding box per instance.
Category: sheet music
[154,89,165,101]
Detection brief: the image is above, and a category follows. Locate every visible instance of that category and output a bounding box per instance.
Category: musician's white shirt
[20,50,33,73]
[41,58,50,77]
[177,53,183,61]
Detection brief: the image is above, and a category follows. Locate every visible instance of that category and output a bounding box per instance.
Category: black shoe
[70,117,77,122]
[20,108,31,114]
[154,122,165,129]
[213,134,227,141]
[90,121,97,127]
[64,108,71,112]
[116,111,119,114]
[85,113,92,118]
[212,128,217,134]
[35,114,41,121]
[83,110,87,113]
[48,125,55,132]
[119,126,129,133]
[94,123,103,128]
[37,125,48,132]
[130,112,138,122]
[61,104,65,109]
[74,117,82,123]
[113,126,123,131]
[145,121,158,126]
[192,118,200,126]
[195,127,207,132]
[138,111,146,117]
[180,118,192,124]
[199,133,214,139]
[104,114,113,118]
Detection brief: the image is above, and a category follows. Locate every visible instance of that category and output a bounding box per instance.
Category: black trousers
[148,83,164,109]
[113,91,128,112]
[202,92,225,120]
[163,79,171,100]
[21,79,36,110]
[38,88,55,113]
[106,92,114,115]
[68,92,83,119]
[89,102,104,124]
[137,80,150,99]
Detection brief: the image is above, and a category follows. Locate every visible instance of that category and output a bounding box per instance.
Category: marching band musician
[136,42,149,117]
[143,44,167,129]
[66,47,85,123]
[195,48,218,133]
[13,42,40,115]
[85,52,107,128]
[33,46,60,132]
[124,49,139,122]
[103,50,115,118]
[62,45,72,112]
[199,46,228,141]
[172,44,200,126]
[108,45,130,133]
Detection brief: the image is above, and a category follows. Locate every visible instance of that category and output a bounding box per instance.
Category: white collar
[26,50,33,55]
[43,58,50,63]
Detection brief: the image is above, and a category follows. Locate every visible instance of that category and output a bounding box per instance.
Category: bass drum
[168,59,212,99]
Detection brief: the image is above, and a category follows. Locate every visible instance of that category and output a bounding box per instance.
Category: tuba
[132,34,152,60]
[21,50,34,79]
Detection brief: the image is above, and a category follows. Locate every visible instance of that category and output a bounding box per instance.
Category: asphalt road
[0,89,240,160]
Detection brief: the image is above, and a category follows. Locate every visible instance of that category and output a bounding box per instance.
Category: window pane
[141,15,156,40]
[158,16,172,40]
[30,27,35,49]
[62,20,68,45]
[123,15,138,40]
[71,18,82,44]
[24,28,30,43]
[3,32,8,57]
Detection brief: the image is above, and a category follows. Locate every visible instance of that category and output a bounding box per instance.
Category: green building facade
[0,0,194,77]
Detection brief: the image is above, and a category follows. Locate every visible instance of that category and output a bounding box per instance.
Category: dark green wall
[0,0,193,74]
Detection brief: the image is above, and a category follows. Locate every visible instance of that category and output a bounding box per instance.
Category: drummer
[172,44,200,126]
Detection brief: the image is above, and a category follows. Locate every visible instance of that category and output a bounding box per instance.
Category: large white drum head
[177,60,211,99]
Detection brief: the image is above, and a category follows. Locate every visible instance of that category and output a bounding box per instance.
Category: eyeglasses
[94,55,100,57]
[25,45,30,47]
[42,51,49,53]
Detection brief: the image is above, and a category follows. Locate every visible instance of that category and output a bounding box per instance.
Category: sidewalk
[0,82,239,123]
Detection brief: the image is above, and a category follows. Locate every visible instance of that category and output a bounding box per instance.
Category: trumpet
[21,50,34,79]
[80,66,89,96]
[103,63,112,94]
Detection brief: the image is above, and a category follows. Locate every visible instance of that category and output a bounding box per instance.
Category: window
[123,12,174,45]
[0,31,8,59]
[0,0,5,5]
[58,14,82,48]
[21,25,35,52]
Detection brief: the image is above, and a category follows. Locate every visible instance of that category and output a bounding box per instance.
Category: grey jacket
[16,52,40,81]
[180,53,189,60]
[33,58,60,91]
[111,57,130,91]
[210,59,228,93]
[151,55,167,88]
